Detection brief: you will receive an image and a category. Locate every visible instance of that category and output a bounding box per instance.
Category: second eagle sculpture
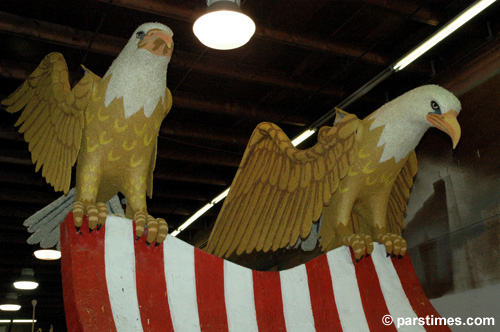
[207,85,461,261]
[2,23,174,244]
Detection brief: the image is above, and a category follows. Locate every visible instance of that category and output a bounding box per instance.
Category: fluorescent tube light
[0,319,37,323]
[171,203,215,237]
[393,0,497,71]
[211,188,230,204]
[291,129,316,147]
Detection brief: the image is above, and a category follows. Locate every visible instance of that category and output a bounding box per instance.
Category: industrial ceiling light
[34,249,61,261]
[393,0,497,71]
[0,293,21,311]
[193,0,256,50]
[13,268,39,290]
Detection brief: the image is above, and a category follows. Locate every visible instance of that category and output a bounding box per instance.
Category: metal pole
[31,299,37,332]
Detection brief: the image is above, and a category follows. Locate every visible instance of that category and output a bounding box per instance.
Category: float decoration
[61,213,450,332]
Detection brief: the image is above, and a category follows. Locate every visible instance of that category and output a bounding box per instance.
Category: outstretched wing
[1,52,95,194]
[207,114,359,258]
[386,151,418,234]
[24,189,124,250]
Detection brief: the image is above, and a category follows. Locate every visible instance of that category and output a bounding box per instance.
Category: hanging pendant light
[0,293,21,311]
[13,268,39,290]
[34,249,61,261]
[193,0,256,50]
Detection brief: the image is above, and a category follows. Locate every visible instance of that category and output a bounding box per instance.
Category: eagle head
[135,23,174,58]
[104,22,174,119]
[419,85,462,149]
[369,84,462,163]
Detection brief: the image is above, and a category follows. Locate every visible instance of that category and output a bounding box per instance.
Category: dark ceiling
[0,0,499,330]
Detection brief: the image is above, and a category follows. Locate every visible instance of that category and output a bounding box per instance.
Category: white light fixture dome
[0,293,21,311]
[193,0,256,50]
[34,249,61,260]
[13,268,39,290]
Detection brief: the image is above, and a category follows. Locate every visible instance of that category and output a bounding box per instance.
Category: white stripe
[371,244,426,332]
[104,216,144,332]
[224,260,259,332]
[327,246,370,332]
[280,264,316,332]
[163,235,201,332]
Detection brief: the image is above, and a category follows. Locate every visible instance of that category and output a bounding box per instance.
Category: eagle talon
[134,212,168,244]
[376,233,407,258]
[343,233,373,261]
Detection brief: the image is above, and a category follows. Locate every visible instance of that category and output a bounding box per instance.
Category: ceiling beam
[0,162,232,188]
[96,0,415,66]
[0,11,346,99]
[171,91,309,126]
[0,132,242,167]
[362,0,440,26]
[161,123,249,147]
[0,117,248,150]
[103,0,441,27]
[0,59,311,126]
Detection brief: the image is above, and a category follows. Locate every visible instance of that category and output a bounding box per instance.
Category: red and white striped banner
[60,214,449,332]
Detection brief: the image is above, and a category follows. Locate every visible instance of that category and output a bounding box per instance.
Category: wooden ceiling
[1,0,499,330]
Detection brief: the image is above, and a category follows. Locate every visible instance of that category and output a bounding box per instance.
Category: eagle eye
[136,31,145,39]
[430,100,441,114]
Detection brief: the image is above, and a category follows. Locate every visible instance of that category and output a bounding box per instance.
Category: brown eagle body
[319,114,418,257]
[207,85,462,260]
[2,23,174,243]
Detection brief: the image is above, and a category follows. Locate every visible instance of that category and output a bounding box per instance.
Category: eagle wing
[207,113,359,258]
[386,151,418,234]
[1,52,94,194]
[146,88,173,198]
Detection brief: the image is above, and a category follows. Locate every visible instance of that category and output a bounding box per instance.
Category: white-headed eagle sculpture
[2,23,174,244]
[207,85,461,261]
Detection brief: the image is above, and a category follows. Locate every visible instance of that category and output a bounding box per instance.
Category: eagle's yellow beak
[138,29,174,57]
[426,110,461,149]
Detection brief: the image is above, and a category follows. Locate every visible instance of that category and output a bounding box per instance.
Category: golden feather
[206,115,359,258]
[386,151,418,233]
[2,53,94,194]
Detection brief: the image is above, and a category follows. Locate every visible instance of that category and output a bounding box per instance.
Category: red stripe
[393,255,452,332]
[354,254,398,332]
[60,213,117,332]
[134,225,174,332]
[194,248,229,331]
[305,254,343,332]
[253,270,287,332]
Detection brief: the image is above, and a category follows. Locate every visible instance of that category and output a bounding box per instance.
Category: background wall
[405,74,500,331]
